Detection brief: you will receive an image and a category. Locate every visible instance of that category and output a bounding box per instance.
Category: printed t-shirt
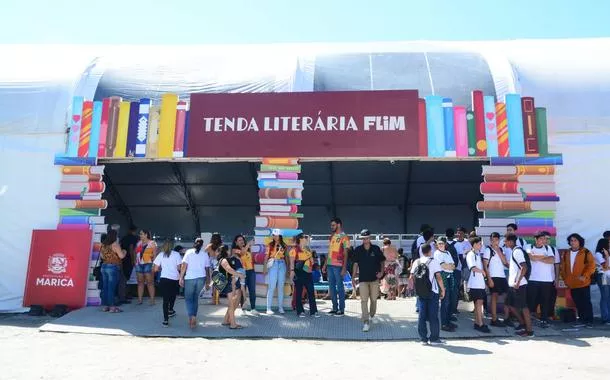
[483,246,506,279]
[289,247,314,273]
[410,256,442,294]
[182,248,210,280]
[327,233,350,267]
[153,251,182,280]
[267,244,287,260]
[466,250,486,290]
[135,241,156,264]
[239,250,254,271]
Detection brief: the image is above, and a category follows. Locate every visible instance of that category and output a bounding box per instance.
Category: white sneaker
[429,340,446,346]
[250,309,259,316]
[370,316,376,324]
[312,313,321,318]
[266,309,274,315]
[278,308,285,315]
[362,323,370,332]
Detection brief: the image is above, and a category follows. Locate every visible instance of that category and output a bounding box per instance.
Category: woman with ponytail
[153,239,182,327]
[218,245,246,329]
[179,238,211,329]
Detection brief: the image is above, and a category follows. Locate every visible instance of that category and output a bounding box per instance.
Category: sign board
[187,90,420,158]
[23,229,92,309]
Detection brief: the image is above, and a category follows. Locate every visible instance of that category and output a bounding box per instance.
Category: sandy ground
[1,314,609,380]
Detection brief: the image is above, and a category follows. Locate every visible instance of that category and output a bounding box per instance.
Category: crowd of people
[96,220,610,341]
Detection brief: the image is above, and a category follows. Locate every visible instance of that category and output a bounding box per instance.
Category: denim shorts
[135,263,153,273]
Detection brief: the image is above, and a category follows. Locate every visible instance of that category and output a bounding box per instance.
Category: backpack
[413,258,433,299]
[447,241,459,267]
[211,258,228,292]
[511,247,531,280]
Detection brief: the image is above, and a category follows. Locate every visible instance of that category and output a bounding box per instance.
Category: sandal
[109,308,123,313]
[221,322,230,326]
[102,307,110,312]
[229,324,243,329]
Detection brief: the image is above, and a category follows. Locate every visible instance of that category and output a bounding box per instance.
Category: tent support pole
[403,161,413,233]
[171,162,201,235]
[329,162,337,217]
[105,173,133,226]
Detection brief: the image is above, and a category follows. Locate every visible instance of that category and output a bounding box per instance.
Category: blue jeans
[267,260,286,310]
[184,277,205,317]
[598,278,610,322]
[327,265,345,312]
[452,270,461,313]
[245,269,256,309]
[440,272,456,326]
[101,263,120,307]
[417,292,440,342]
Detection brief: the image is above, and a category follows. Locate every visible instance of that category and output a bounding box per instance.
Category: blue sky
[1,0,608,44]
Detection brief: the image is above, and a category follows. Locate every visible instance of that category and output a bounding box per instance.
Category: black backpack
[410,237,420,259]
[413,258,433,299]
[511,247,531,280]
[447,241,459,267]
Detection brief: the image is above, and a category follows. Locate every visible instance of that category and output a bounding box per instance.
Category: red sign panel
[187,90,420,158]
[23,229,92,309]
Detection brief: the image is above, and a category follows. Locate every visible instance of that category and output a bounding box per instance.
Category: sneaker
[479,325,491,333]
[266,309,274,315]
[490,319,505,327]
[250,309,259,316]
[298,313,306,318]
[450,316,458,322]
[540,320,549,329]
[362,323,370,332]
[370,316,376,324]
[515,324,526,331]
[168,310,177,318]
[162,321,169,327]
[328,310,338,315]
[449,322,458,329]
[585,323,594,329]
[429,339,445,346]
[441,325,455,332]
[605,321,610,326]
[312,313,321,318]
[278,308,285,315]
[573,323,586,328]
[517,330,535,337]
[421,340,429,346]
[335,311,345,317]
[503,319,515,328]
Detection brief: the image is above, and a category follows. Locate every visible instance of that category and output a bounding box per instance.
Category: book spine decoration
[89,101,103,158]
[67,96,84,157]
[495,102,510,157]
[135,98,150,157]
[114,101,130,158]
[505,94,526,157]
[442,98,456,157]
[472,90,487,156]
[78,101,93,157]
[535,107,549,156]
[466,111,476,156]
[521,97,539,156]
[158,93,179,158]
[126,101,140,157]
[483,95,498,157]
[146,105,160,158]
[424,95,445,158]
[453,106,468,157]
[254,157,303,309]
[173,101,188,158]
[106,96,121,157]
[98,98,110,158]
[418,98,428,157]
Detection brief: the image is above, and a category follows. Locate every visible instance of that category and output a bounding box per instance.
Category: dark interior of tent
[101,160,485,240]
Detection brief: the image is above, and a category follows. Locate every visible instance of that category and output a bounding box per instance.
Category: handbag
[93,252,101,281]
[266,258,275,269]
[211,259,228,292]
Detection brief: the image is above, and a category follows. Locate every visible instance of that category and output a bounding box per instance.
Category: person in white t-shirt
[541,230,561,321]
[418,230,436,259]
[482,232,509,327]
[153,239,183,327]
[179,238,211,329]
[453,227,472,300]
[526,232,557,328]
[505,234,534,337]
[501,223,529,250]
[593,238,610,324]
[466,236,490,333]
[434,237,457,332]
[410,243,445,345]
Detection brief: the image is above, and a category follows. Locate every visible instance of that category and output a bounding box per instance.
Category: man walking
[119,225,138,304]
[352,229,385,332]
[324,217,350,316]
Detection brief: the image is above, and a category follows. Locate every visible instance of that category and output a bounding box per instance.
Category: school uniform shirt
[410,256,442,294]
[418,241,436,257]
[153,250,182,280]
[483,246,506,279]
[433,249,454,274]
[453,239,472,259]
[501,236,529,251]
[327,233,350,267]
[508,247,528,287]
[466,251,486,290]
[594,251,610,276]
[528,245,556,282]
[182,248,211,280]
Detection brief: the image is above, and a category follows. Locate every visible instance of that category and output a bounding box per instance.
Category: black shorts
[490,277,508,294]
[506,285,528,309]
[469,288,487,302]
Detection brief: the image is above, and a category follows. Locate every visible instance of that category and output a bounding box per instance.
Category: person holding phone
[218,245,246,329]
[232,234,257,314]
[263,229,288,315]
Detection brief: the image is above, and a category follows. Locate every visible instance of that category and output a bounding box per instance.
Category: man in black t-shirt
[352,229,385,332]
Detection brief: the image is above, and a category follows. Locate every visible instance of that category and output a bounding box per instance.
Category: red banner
[186,90,420,158]
[23,229,92,309]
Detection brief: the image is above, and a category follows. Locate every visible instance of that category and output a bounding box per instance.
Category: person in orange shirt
[289,233,319,318]
[232,234,257,315]
[323,217,351,316]
[560,233,596,328]
[135,229,157,305]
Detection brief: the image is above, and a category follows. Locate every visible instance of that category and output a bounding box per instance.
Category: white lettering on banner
[36,277,74,287]
[203,115,406,133]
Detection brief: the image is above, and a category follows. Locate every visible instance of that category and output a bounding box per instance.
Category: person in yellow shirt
[263,229,288,315]
[323,217,351,316]
[289,233,319,318]
[232,234,257,315]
